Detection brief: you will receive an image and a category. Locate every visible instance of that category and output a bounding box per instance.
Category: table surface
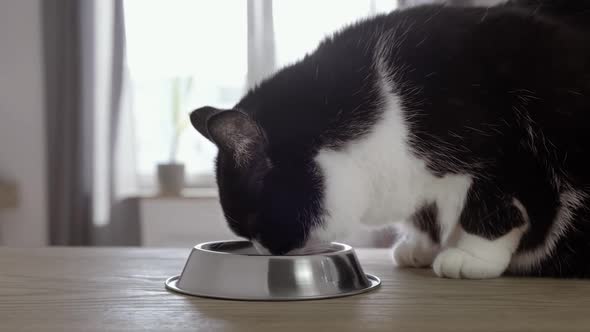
[1,247,589,332]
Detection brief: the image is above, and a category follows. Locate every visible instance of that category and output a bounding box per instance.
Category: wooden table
[1,247,589,331]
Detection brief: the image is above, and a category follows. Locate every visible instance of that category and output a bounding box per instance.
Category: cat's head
[190,106,331,255]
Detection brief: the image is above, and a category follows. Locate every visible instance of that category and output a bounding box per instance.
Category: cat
[190,0,590,279]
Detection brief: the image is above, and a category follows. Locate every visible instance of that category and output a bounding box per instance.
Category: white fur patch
[312,59,472,249]
[434,225,525,279]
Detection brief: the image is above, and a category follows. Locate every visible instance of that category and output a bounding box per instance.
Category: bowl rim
[194,240,353,257]
[165,274,381,301]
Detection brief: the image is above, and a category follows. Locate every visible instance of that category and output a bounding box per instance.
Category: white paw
[393,239,437,268]
[433,248,508,279]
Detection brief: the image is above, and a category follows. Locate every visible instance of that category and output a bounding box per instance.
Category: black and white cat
[190,0,590,278]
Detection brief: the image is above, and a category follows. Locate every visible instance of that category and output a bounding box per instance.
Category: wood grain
[0,247,589,331]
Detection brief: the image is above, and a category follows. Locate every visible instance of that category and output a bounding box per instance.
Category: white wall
[0,0,47,246]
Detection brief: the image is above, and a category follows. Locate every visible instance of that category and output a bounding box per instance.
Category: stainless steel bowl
[165,240,380,301]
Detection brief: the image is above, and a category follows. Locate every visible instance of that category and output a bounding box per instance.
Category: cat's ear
[190,106,224,141]
[208,110,266,167]
[190,107,265,167]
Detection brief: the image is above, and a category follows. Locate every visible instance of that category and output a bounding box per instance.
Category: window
[124,0,397,188]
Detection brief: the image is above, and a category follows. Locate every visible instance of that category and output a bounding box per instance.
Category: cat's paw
[432,248,508,279]
[392,238,436,268]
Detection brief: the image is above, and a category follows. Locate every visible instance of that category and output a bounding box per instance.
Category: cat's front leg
[393,225,440,268]
[433,181,528,279]
[433,226,526,279]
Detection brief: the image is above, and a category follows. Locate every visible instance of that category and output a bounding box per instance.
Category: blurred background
[0,0,500,248]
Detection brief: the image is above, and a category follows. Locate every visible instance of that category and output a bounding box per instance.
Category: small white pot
[157,163,185,196]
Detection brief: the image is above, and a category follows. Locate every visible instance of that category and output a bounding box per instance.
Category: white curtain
[86,0,138,228]
[246,0,277,89]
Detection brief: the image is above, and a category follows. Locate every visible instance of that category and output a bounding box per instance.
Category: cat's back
[507,0,590,31]
[237,3,590,162]
[375,4,590,182]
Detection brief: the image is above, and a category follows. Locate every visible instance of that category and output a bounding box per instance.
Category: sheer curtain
[43,0,89,245]
[90,0,137,228]
[43,0,137,245]
[247,0,276,89]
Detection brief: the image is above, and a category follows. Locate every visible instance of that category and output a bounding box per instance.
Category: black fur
[191,1,590,276]
[392,3,590,277]
[506,0,590,29]
[411,203,440,243]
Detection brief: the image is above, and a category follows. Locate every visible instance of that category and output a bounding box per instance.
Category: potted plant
[157,77,193,196]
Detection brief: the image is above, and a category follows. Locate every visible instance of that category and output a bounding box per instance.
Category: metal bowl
[165,240,380,301]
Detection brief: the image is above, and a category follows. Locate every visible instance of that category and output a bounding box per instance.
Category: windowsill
[135,173,217,200]
[135,187,218,200]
